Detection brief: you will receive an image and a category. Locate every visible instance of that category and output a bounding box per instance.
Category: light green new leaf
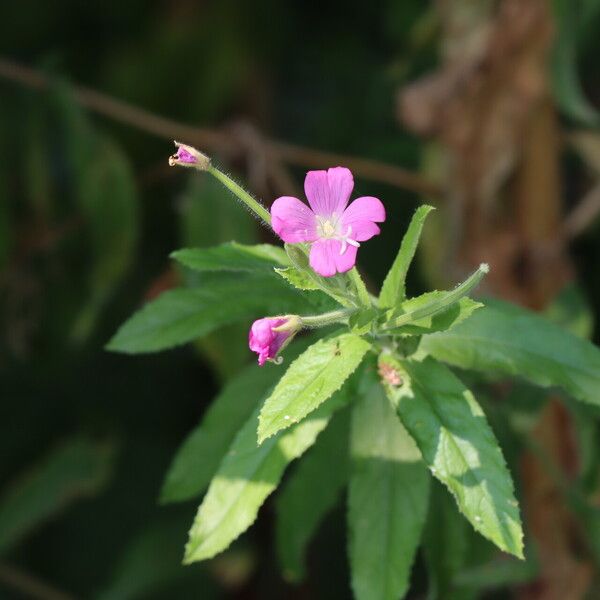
[276,408,350,582]
[0,437,113,554]
[379,205,435,308]
[184,390,349,563]
[172,243,289,274]
[348,372,429,600]
[349,308,379,335]
[383,264,488,332]
[107,274,312,354]
[383,293,482,336]
[348,267,371,308]
[257,333,371,443]
[380,354,523,558]
[275,267,320,291]
[420,299,600,408]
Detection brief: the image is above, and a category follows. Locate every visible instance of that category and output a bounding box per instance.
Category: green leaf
[379,354,523,558]
[275,267,320,291]
[97,515,212,600]
[71,137,140,341]
[0,437,113,554]
[420,299,600,408]
[543,283,594,339]
[257,333,371,443]
[348,371,429,600]
[383,294,482,336]
[161,337,316,503]
[172,243,289,274]
[454,555,537,591]
[107,274,312,354]
[160,366,279,504]
[183,389,350,563]
[275,266,340,313]
[275,408,350,582]
[382,264,488,332]
[423,480,471,600]
[52,84,139,342]
[379,205,435,308]
[348,267,371,308]
[349,307,379,335]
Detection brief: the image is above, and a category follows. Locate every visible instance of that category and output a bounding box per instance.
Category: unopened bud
[249,316,301,366]
[168,141,210,170]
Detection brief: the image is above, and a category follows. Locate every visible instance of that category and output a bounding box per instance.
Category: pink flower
[270,167,386,277]
[249,317,299,366]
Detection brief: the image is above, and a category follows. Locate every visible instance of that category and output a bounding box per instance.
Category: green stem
[208,165,272,226]
[300,308,357,329]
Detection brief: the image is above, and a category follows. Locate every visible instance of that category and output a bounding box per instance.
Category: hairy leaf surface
[257,333,370,443]
[380,354,523,558]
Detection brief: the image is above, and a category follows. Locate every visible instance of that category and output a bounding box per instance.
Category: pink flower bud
[249,316,300,366]
[168,141,210,170]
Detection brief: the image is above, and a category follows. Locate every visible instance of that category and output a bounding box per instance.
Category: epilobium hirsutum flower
[249,316,300,366]
[270,167,385,277]
[168,141,210,170]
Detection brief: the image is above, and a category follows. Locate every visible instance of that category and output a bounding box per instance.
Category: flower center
[316,216,360,255]
[316,216,341,239]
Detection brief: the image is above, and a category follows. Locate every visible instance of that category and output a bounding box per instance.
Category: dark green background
[1,1,600,598]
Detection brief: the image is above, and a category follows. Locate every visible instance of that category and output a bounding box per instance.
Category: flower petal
[309,239,337,277]
[326,167,353,214]
[349,221,381,241]
[271,196,317,243]
[341,196,386,241]
[309,239,358,276]
[304,167,353,217]
[304,170,330,216]
[334,242,358,273]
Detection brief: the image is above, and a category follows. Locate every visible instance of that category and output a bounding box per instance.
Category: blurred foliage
[1,0,600,598]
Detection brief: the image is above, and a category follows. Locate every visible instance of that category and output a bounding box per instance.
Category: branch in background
[0,57,441,198]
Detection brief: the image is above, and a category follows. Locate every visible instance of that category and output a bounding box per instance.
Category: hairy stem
[208,165,272,226]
